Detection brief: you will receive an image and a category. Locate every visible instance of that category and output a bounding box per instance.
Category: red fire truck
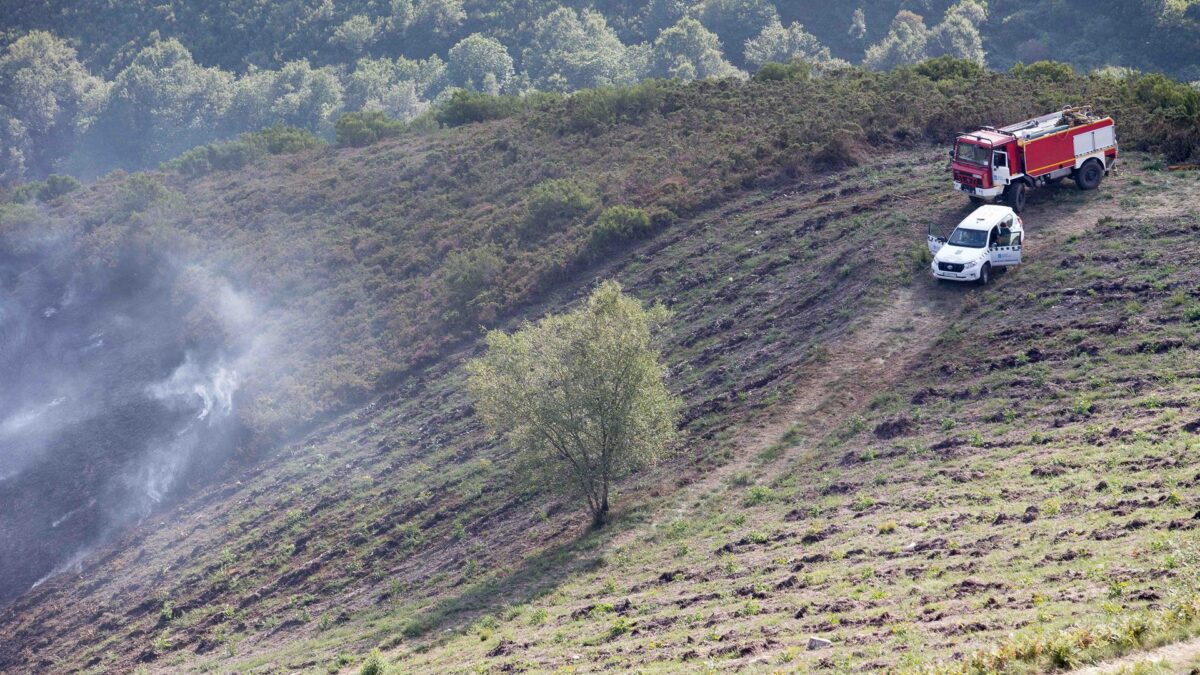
[951,107,1117,212]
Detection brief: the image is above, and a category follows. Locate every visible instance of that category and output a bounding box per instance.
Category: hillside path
[664,281,950,511]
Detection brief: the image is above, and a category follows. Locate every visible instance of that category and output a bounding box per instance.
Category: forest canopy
[1,0,1198,183]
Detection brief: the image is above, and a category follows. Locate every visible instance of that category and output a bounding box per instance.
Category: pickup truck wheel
[1075,160,1104,191]
[1004,183,1027,212]
[977,263,991,286]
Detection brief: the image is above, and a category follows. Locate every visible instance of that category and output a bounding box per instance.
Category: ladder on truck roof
[996,107,1100,142]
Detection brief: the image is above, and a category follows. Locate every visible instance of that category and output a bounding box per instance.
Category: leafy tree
[928,1,987,65]
[330,15,380,56]
[849,8,868,42]
[344,55,444,111]
[467,281,680,527]
[692,0,779,67]
[410,0,466,38]
[0,32,106,180]
[87,39,234,169]
[863,11,929,71]
[523,8,631,92]
[0,112,33,184]
[744,20,833,69]
[446,34,514,94]
[231,60,344,135]
[651,17,740,81]
[619,0,691,42]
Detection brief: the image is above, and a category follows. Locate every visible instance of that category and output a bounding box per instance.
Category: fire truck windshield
[955,141,990,166]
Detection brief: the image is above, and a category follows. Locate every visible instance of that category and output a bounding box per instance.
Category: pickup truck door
[927,223,946,256]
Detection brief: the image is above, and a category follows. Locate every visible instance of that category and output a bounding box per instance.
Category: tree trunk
[591,495,610,529]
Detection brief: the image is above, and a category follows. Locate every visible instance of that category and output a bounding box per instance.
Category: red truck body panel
[1020,118,1116,177]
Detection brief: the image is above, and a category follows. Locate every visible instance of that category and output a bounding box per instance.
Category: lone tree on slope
[467,280,680,528]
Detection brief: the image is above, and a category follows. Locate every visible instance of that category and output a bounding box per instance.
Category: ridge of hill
[1,68,1200,673]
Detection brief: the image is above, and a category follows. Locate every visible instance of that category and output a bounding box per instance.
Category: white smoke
[148,357,239,423]
[127,355,242,513]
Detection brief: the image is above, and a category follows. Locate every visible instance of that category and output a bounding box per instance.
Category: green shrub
[118,174,172,212]
[608,617,633,638]
[435,90,531,127]
[335,111,406,147]
[753,60,812,82]
[522,179,598,237]
[167,140,261,176]
[587,205,662,252]
[166,126,322,176]
[915,56,985,81]
[558,80,682,133]
[251,125,323,154]
[743,485,775,506]
[1010,60,1076,83]
[359,649,385,675]
[1129,73,1200,117]
[441,246,504,324]
[37,174,81,201]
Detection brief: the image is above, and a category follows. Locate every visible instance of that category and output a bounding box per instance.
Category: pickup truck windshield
[956,142,990,166]
[948,228,988,248]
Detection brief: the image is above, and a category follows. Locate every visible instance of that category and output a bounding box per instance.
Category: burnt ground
[1,151,1198,673]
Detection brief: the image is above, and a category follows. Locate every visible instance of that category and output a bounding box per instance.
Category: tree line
[3,0,1199,184]
[0,0,997,184]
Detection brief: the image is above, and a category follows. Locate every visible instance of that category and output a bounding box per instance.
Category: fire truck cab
[952,107,1117,213]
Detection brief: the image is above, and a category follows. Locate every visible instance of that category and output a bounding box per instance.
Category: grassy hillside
[1,67,1200,674]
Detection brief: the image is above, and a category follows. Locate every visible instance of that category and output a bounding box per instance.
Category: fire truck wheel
[1004,183,1027,213]
[1075,160,1104,191]
[968,195,985,205]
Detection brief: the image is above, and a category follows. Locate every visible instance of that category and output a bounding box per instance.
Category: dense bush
[335,110,407,147]
[117,173,173,213]
[37,174,81,201]
[556,80,683,133]
[434,89,534,127]
[0,173,81,204]
[441,245,504,325]
[586,205,662,253]
[166,126,322,176]
[1010,60,1076,83]
[752,60,812,82]
[914,55,984,81]
[522,179,598,237]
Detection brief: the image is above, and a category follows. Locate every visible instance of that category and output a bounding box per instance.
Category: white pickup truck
[928,204,1024,285]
